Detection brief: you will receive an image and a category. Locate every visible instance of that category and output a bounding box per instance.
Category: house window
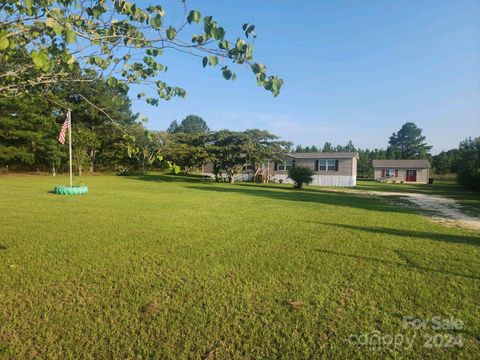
[318,159,336,171]
[244,163,254,171]
[385,169,395,177]
[277,159,293,171]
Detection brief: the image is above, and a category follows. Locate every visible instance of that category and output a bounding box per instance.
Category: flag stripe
[58,120,69,144]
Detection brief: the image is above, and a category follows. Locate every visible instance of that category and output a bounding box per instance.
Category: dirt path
[341,189,480,231]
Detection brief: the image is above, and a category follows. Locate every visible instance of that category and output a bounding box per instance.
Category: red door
[406,170,417,182]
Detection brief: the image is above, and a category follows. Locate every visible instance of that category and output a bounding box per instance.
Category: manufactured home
[373,159,430,183]
[203,152,358,187]
[273,152,358,187]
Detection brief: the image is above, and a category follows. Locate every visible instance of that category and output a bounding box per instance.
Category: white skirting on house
[273,174,356,187]
[202,172,356,187]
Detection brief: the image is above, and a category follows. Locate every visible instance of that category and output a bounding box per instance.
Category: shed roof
[372,159,430,168]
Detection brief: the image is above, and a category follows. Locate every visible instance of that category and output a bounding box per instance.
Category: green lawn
[0,174,479,359]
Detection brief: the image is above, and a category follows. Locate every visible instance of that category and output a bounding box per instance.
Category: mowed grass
[0,174,479,359]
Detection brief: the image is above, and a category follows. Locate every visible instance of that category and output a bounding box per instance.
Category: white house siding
[273,174,356,187]
[352,157,357,177]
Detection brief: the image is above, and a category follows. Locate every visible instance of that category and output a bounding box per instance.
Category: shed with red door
[373,159,430,183]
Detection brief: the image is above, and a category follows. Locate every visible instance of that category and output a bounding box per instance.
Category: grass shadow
[312,222,480,247]
[129,173,205,184]
[0,245,6,250]
[187,183,417,215]
[315,248,480,281]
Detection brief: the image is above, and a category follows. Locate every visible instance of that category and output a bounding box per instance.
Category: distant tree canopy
[294,140,356,153]
[164,115,211,171]
[0,95,64,172]
[0,0,283,104]
[356,148,388,179]
[210,129,291,183]
[432,149,460,175]
[0,80,291,176]
[322,142,333,152]
[456,137,480,191]
[0,78,137,174]
[125,126,165,174]
[163,132,211,172]
[167,115,209,134]
[387,122,432,159]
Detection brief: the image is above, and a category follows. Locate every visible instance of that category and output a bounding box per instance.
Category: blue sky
[133,0,480,154]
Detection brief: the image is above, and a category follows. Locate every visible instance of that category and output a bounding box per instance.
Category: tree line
[1,89,478,190]
[0,79,291,183]
[293,122,479,190]
[294,122,432,178]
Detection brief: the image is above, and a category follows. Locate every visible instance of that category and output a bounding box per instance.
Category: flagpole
[68,108,73,187]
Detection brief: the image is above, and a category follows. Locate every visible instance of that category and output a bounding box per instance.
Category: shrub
[288,166,314,189]
[170,164,181,175]
[457,170,480,191]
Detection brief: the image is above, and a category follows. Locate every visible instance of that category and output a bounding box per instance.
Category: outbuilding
[373,159,430,183]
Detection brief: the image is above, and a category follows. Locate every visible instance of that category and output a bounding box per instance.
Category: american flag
[58,119,69,144]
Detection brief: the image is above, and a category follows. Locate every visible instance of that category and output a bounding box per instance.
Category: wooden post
[68,108,73,187]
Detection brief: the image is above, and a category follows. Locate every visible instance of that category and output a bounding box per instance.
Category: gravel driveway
[337,189,480,231]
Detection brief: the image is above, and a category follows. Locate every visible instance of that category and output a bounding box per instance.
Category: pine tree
[387,122,431,159]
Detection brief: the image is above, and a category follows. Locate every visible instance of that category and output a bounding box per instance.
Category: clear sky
[133,0,480,154]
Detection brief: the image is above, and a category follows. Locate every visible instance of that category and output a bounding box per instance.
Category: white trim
[385,168,395,177]
[276,159,294,171]
[318,159,336,171]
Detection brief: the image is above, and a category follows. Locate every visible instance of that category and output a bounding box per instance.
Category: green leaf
[187,10,201,24]
[208,56,218,67]
[166,27,176,40]
[146,48,161,57]
[211,27,225,40]
[236,39,247,52]
[53,24,64,36]
[65,29,77,44]
[46,17,64,36]
[245,24,255,38]
[31,50,49,71]
[222,69,233,80]
[151,15,162,29]
[0,38,9,51]
[251,63,264,74]
[24,0,33,10]
[45,18,56,28]
[66,54,75,65]
[202,57,208,68]
[0,31,9,51]
[218,40,229,50]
